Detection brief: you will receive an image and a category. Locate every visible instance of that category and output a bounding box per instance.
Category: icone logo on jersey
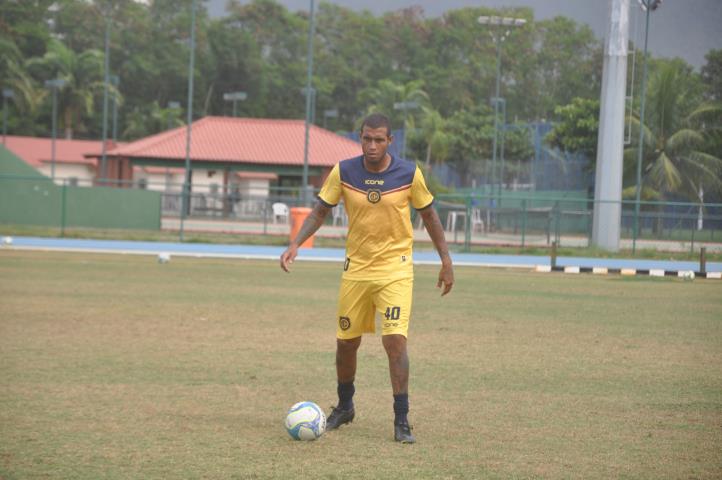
[364,179,384,185]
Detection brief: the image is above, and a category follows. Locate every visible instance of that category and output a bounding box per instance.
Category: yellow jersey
[317,155,434,280]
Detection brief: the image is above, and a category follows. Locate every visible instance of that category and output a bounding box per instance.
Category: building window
[137,178,148,190]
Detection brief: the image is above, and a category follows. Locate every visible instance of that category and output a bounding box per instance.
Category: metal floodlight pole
[44,79,65,181]
[223,91,247,117]
[180,0,197,242]
[302,0,316,207]
[110,75,119,143]
[494,97,507,202]
[100,13,111,183]
[632,0,658,253]
[2,88,13,145]
[492,37,501,198]
[478,16,525,199]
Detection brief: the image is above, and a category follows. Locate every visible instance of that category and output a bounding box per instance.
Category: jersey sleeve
[410,166,434,210]
[317,164,342,207]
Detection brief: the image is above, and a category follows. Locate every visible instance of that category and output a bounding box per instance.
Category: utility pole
[591,0,631,252]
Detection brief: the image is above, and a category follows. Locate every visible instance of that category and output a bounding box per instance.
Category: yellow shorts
[336,276,413,339]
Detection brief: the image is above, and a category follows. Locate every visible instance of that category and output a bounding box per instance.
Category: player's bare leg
[327,337,361,430]
[382,334,415,443]
[336,336,361,383]
[382,334,409,394]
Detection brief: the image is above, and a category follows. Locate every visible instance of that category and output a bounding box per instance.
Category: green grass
[1,250,721,479]
[2,222,721,262]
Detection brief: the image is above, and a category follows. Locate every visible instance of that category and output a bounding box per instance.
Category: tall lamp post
[632,0,662,253]
[44,79,66,181]
[109,74,119,143]
[2,88,14,145]
[99,7,113,183]
[301,87,317,124]
[302,0,317,206]
[223,91,247,117]
[180,0,197,242]
[491,96,507,200]
[478,15,526,197]
[393,100,419,160]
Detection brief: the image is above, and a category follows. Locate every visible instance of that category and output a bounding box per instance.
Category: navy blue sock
[337,382,355,411]
[393,393,409,425]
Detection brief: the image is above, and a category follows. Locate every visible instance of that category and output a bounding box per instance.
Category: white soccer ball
[157,252,171,264]
[2,236,12,245]
[683,270,695,281]
[285,401,326,441]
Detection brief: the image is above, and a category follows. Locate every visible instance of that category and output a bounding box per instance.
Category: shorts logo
[339,316,351,331]
[367,189,381,204]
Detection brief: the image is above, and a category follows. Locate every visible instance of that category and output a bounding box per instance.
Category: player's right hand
[280,244,298,272]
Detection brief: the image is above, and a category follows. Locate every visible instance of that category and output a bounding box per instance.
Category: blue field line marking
[6,236,722,272]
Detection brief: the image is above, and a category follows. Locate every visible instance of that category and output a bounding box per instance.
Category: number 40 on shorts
[384,306,401,320]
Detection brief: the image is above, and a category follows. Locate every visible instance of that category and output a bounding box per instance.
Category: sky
[207,0,722,69]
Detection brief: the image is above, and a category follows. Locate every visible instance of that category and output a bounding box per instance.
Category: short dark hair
[361,113,392,136]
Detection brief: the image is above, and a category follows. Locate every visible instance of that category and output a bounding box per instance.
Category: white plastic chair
[272,202,289,224]
[471,208,485,233]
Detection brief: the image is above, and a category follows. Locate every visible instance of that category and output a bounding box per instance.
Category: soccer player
[280,113,454,443]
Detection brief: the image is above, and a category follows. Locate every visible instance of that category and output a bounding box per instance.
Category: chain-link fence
[431,192,722,252]
[2,175,720,253]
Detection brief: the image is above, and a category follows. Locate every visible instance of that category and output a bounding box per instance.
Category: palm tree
[26,39,109,139]
[417,106,450,171]
[357,78,430,128]
[123,101,184,140]
[623,63,722,203]
[0,39,45,116]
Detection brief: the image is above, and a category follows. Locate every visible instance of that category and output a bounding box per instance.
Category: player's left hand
[280,244,298,273]
[437,263,454,296]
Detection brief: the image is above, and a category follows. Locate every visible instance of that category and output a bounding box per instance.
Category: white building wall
[37,163,95,186]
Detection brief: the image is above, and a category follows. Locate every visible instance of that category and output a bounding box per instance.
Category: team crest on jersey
[339,316,351,330]
[367,189,381,204]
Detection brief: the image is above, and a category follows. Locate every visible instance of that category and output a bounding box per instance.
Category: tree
[122,101,183,139]
[512,16,601,120]
[546,97,600,161]
[0,38,44,116]
[701,49,722,101]
[445,105,494,185]
[623,61,722,203]
[26,38,107,138]
[416,106,450,170]
[358,78,429,127]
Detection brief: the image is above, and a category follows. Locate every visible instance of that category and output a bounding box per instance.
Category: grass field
[1,250,721,479]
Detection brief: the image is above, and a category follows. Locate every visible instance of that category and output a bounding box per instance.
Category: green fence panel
[64,186,161,230]
[1,145,161,230]
[0,176,60,225]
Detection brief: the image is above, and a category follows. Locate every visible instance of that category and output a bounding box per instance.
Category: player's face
[361,126,393,166]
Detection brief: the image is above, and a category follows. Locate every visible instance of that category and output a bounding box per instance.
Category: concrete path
[3,236,720,273]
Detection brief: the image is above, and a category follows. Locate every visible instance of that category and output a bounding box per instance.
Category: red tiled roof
[4,135,125,167]
[104,116,361,167]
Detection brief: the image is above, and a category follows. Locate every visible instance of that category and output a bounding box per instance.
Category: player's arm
[419,206,454,296]
[280,201,332,272]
